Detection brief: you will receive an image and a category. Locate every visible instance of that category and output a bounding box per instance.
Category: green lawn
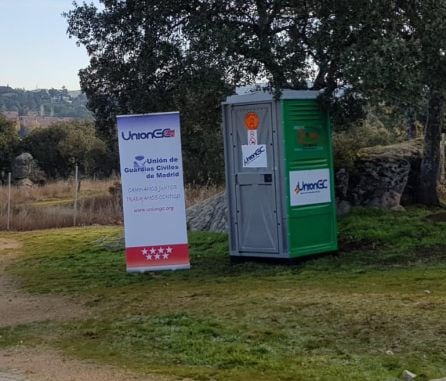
[1,207,446,381]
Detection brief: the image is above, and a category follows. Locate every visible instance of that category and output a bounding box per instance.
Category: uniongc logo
[294,179,328,195]
[121,128,175,141]
[243,145,265,166]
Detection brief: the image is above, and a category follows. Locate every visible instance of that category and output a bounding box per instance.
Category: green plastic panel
[282,99,338,257]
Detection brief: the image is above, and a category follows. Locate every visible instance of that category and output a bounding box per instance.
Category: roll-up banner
[117,112,190,272]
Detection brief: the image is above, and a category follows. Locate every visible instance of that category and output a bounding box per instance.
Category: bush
[0,114,20,178]
[333,111,407,170]
[23,121,110,178]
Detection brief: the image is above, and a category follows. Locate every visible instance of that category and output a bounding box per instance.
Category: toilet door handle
[264,174,272,183]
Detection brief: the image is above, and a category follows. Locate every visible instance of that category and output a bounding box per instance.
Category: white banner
[289,169,331,206]
[117,112,190,272]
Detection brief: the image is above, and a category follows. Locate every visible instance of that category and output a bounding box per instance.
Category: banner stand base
[127,264,191,273]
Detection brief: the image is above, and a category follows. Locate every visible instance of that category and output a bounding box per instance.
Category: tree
[67,1,446,199]
[186,1,314,90]
[66,1,369,132]
[331,0,446,204]
[0,114,20,180]
[23,121,108,178]
[65,0,232,183]
[195,1,446,203]
[56,121,108,175]
[405,2,446,204]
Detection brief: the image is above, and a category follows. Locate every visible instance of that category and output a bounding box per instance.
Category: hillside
[0,86,91,119]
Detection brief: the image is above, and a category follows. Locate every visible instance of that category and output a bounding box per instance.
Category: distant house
[18,115,75,136]
[1,111,20,131]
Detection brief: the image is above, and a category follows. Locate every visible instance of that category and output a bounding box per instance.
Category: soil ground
[0,238,169,381]
[0,238,85,328]
[0,348,169,381]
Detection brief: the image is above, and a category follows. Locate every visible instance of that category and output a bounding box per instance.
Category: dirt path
[0,238,175,381]
[0,238,86,328]
[0,348,171,381]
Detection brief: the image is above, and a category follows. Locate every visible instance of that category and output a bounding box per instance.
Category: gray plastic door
[231,103,279,254]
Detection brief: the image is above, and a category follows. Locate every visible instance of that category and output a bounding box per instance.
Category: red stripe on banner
[126,243,189,271]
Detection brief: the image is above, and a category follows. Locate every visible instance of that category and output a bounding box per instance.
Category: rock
[429,377,446,381]
[187,192,227,232]
[12,153,34,180]
[11,152,45,186]
[334,140,427,209]
[349,155,411,209]
[401,369,417,380]
[359,139,423,204]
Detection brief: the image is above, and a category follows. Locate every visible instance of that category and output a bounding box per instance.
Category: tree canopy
[335,0,446,204]
[0,114,20,179]
[23,121,109,178]
[66,0,233,183]
[66,0,446,201]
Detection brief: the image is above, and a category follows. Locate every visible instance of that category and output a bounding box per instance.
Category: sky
[0,0,102,90]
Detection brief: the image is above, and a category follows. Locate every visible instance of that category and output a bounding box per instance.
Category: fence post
[7,172,11,230]
[73,165,79,227]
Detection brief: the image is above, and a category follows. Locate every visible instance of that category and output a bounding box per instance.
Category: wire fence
[0,177,222,232]
[0,176,123,231]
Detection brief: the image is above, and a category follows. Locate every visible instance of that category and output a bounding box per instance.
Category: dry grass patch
[0,179,121,230]
[0,180,222,231]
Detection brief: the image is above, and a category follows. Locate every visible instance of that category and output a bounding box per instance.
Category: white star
[142,248,148,255]
[150,248,156,255]
[166,247,173,254]
[155,254,160,260]
[146,254,152,260]
[158,247,164,254]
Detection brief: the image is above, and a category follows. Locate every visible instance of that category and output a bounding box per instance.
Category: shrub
[0,114,20,178]
[22,121,109,178]
[333,110,409,170]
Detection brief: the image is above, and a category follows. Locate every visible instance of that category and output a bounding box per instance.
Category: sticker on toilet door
[241,144,267,168]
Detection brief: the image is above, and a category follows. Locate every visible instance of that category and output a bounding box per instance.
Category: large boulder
[12,152,45,186]
[334,139,426,210]
[349,156,410,208]
[358,139,423,205]
[12,152,34,180]
[187,192,227,232]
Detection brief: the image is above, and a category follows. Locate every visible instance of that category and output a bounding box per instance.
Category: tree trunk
[440,133,446,182]
[418,89,444,205]
[405,106,417,140]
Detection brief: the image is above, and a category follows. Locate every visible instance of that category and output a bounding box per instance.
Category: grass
[0,207,446,380]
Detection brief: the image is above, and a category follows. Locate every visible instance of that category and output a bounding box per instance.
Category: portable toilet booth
[222,90,337,260]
